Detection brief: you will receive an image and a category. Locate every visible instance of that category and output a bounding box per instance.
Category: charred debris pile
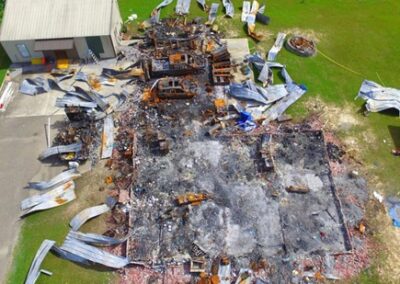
[22,18,370,284]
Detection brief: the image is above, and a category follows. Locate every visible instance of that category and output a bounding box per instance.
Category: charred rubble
[22,18,370,284]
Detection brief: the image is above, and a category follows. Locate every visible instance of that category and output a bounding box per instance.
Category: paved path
[0,90,65,282]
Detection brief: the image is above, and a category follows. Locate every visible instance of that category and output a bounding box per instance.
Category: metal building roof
[0,0,116,41]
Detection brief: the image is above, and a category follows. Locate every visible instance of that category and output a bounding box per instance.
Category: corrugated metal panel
[101,115,114,159]
[0,0,115,41]
[70,204,110,231]
[34,39,74,51]
[25,240,55,284]
[59,238,129,268]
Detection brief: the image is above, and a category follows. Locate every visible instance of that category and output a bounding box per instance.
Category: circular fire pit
[285,35,317,57]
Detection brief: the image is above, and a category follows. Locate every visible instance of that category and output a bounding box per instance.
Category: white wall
[1,40,43,63]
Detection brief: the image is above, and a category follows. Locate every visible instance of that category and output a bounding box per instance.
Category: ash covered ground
[124,92,368,282]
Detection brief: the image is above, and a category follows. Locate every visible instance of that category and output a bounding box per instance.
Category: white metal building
[0,0,122,63]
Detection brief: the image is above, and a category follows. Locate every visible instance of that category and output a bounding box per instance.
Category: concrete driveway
[0,90,65,282]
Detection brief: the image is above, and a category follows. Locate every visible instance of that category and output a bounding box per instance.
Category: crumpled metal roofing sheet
[21,183,76,216]
[21,181,76,216]
[25,240,55,284]
[197,0,207,11]
[101,115,114,159]
[55,96,98,109]
[155,0,174,10]
[263,84,289,103]
[70,204,110,231]
[356,80,400,114]
[267,33,287,61]
[176,0,191,14]
[67,230,127,247]
[222,0,234,17]
[246,53,265,71]
[262,84,307,125]
[90,91,110,112]
[48,79,69,92]
[229,83,269,105]
[28,168,81,190]
[20,78,50,96]
[64,91,92,102]
[39,143,83,160]
[242,1,251,22]
[208,3,219,24]
[59,238,129,268]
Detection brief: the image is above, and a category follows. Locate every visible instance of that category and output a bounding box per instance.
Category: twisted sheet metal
[101,115,114,159]
[25,240,55,284]
[55,96,97,108]
[267,32,287,61]
[208,3,219,24]
[39,143,82,160]
[20,78,50,96]
[229,82,270,105]
[356,80,400,114]
[70,204,111,231]
[21,180,75,210]
[58,238,129,268]
[67,230,128,247]
[28,168,81,190]
[21,181,76,216]
[222,0,234,17]
[176,0,191,14]
[197,0,207,11]
[262,83,307,125]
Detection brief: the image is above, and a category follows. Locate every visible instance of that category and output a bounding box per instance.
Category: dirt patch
[304,96,362,132]
[65,160,111,233]
[283,27,323,43]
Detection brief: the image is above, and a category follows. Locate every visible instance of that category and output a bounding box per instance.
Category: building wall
[1,35,116,63]
[1,40,43,63]
[75,36,116,59]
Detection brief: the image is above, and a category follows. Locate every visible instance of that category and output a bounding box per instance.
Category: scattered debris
[389,204,400,228]
[373,191,384,203]
[356,80,400,115]
[25,240,55,284]
[222,0,234,17]
[176,0,191,15]
[197,0,209,12]
[242,1,251,22]
[267,32,287,61]
[54,237,129,268]
[175,192,208,206]
[19,77,50,96]
[17,7,373,284]
[39,143,83,161]
[70,199,115,231]
[207,3,219,24]
[28,169,81,191]
[21,181,76,216]
[101,115,115,159]
[246,0,269,41]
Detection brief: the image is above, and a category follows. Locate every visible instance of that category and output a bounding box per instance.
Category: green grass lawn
[6,1,400,283]
[0,46,10,82]
[7,174,114,284]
